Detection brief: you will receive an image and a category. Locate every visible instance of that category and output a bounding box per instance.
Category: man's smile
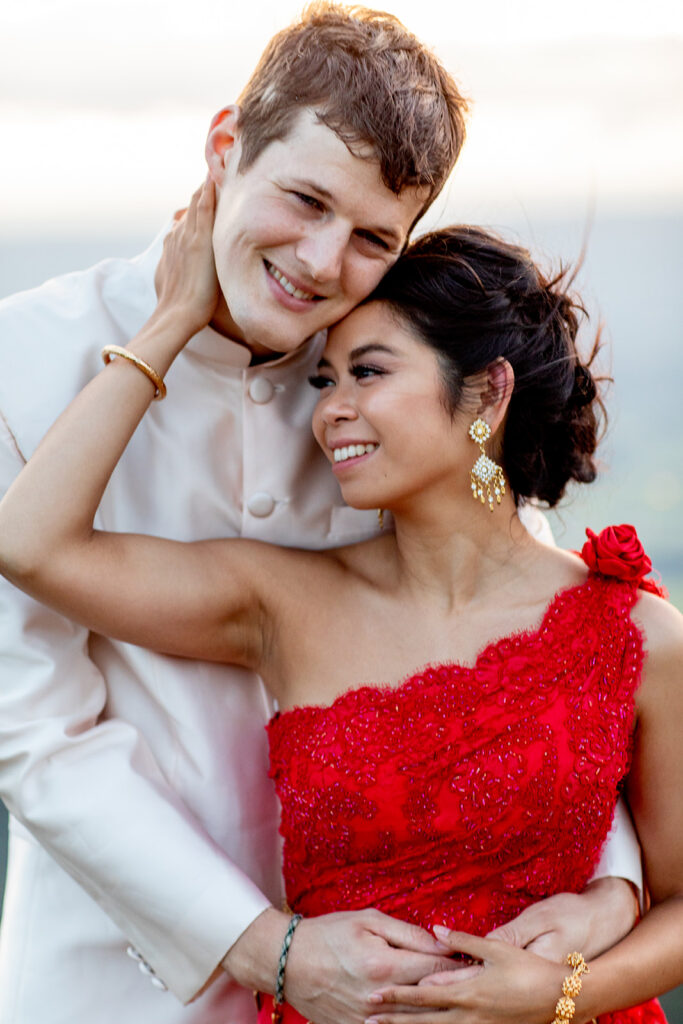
[264,260,324,303]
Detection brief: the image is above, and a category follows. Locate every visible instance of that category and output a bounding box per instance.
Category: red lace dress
[260,527,668,1024]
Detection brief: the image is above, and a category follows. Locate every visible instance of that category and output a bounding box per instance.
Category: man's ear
[205,106,240,186]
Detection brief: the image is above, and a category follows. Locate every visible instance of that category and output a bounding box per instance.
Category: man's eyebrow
[296,178,335,202]
[316,343,399,370]
[294,179,403,247]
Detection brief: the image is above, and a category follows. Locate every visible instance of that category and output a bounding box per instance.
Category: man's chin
[244,334,309,361]
[243,314,327,358]
[211,296,321,359]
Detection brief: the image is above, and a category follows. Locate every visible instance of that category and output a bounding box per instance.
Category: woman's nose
[320,386,358,424]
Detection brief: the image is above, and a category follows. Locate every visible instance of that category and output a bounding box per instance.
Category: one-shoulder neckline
[272,571,626,725]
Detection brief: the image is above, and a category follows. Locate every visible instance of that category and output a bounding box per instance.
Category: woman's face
[311,301,470,514]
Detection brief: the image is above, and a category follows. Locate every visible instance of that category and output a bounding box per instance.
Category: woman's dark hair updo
[370,226,605,507]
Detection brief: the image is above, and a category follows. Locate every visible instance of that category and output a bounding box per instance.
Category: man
[0,5,640,1023]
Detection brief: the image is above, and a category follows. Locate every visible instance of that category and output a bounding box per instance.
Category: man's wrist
[584,876,639,919]
[581,876,640,957]
[221,906,292,994]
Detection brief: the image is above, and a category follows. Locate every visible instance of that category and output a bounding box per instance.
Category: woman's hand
[365,929,566,1024]
[153,178,220,338]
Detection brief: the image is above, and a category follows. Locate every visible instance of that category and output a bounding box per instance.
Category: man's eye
[294,192,324,211]
[308,374,334,390]
[355,230,390,251]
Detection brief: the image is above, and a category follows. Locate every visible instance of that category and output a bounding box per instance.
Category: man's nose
[296,223,348,283]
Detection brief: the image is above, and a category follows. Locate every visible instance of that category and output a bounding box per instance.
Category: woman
[0,183,681,1024]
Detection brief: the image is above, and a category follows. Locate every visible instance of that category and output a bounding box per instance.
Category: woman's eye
[308,374,334,390]
[351,364,385,380]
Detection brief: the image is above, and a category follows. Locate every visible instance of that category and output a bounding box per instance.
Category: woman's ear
[478,358,514,434]
[205,106,240,186]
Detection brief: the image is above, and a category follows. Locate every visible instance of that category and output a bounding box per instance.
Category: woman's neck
[388,491,538,610]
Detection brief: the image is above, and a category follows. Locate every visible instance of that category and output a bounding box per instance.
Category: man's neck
[209,300,284,366]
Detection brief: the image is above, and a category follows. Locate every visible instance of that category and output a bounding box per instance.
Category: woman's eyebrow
[317,343,399,372]
[349,343,398,360]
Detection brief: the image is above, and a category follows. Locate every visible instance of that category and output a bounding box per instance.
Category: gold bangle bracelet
[101,345,167,401]
[551,952,590,1024]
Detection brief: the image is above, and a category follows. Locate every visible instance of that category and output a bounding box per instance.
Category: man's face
[208,108,427,358]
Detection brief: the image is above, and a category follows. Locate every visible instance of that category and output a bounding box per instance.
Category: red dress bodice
[262,530,667,1024]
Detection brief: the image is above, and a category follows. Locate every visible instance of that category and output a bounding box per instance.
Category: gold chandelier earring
[468,418,506,512]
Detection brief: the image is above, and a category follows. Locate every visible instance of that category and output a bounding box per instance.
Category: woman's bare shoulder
[634,590,683,660]
[324,533,396,583]
[237,533,388,587]
[631,591,683,710]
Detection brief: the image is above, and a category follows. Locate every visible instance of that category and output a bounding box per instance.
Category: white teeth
[333,443,378,463]
[267,263,316,301]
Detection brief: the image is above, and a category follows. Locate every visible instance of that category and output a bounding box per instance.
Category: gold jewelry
[468,418,505,512]
[377,509,384,530]
[101,345,167,400]
[551,952,590,1024]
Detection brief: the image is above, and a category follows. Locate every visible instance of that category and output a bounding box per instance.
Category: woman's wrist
[126,307,199,376]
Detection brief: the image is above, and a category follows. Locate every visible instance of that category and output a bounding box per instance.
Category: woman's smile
[312,301,461,508]
[331,442,380,470]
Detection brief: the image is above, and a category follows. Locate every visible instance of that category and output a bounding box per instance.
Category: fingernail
[367,993,383,1004]
[433,925,451,941]
[365,1018,380,1024]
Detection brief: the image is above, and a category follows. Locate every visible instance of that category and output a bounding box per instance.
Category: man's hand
[222,907,453,1024]
[485,877,639,961]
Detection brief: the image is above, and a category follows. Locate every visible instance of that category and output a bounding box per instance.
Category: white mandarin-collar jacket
[0,231,641,1024]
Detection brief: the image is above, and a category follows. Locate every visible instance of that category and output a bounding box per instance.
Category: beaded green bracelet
[272,913,303,1023]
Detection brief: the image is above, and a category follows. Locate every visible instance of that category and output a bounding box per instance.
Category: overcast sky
[1,0,682,236]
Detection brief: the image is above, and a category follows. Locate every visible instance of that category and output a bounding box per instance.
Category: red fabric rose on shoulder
[580,525,667,597]
[582,525,651,581]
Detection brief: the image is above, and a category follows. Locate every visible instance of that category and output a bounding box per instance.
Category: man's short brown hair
[236,3,467,212]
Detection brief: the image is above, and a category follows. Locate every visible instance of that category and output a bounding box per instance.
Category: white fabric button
[126,946,143,961]
[248,377,275,404]
[150,976,169,991]
[247,492,275,517]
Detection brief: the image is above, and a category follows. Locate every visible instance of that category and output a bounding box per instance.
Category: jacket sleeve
[588,795,643,900]
[0,411,271,1002]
